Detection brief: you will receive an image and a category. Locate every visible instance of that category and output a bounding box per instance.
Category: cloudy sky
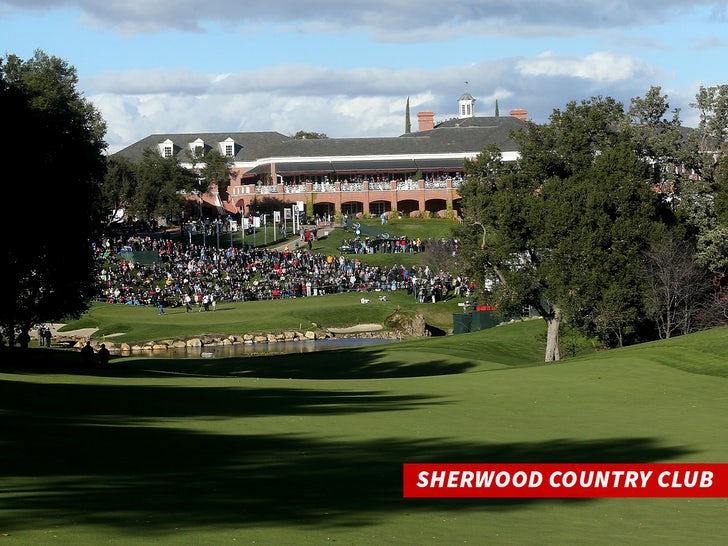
[2,1,727,154]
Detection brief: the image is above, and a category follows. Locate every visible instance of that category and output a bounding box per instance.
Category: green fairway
[58,290,471,345]
[2,320,727,544]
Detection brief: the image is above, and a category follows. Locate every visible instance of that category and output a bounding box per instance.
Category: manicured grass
[60,290,471,344]
[186,218,459,271]
[2,321,727,544]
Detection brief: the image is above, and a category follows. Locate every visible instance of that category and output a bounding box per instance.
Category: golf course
[2,311,727,544]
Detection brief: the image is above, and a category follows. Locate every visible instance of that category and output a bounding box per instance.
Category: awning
[274,161,334,175]
[241,158,464,177]
[235,199,246,208]
[414,158,466,171]
[331,159,417,173]
[240,164,270,177]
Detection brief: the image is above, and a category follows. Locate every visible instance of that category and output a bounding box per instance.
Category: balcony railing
[284,185,308,194]
[396,180,420,190]
[312,183,337,192]
[250,178,462,195]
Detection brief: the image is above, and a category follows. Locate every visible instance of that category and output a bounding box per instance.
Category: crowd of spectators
[93,234,471,309]
[338,236,425,254]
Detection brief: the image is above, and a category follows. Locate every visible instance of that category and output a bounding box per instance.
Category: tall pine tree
[405,96,411,133]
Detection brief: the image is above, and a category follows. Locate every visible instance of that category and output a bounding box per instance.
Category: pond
[125,337,400,359]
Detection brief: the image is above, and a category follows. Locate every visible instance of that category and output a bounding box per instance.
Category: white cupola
[458,83,475,119]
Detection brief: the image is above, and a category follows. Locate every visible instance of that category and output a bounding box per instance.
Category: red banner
[403,463,728,498]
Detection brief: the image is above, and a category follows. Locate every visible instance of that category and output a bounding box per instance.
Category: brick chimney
[510,109,528,121]
[417,111,435,131]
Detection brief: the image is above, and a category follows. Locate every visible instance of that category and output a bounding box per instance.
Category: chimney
[509,109,528,121]
[417,111,435,131]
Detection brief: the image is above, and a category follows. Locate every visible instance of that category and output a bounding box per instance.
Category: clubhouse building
[113,91,527,221]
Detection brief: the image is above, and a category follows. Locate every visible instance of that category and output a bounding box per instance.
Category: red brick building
[114,93,527,221]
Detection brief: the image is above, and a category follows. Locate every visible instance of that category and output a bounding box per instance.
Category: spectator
[98,343,110,365]
[81,341,95,364]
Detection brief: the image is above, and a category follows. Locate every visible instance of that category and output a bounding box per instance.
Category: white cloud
[88,49,670,154]
[4,0,724,38]
[516,51,654,83]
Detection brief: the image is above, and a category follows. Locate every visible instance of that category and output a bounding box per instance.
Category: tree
[183,145,235,218]
[629,86,686,196]
[670,86,728,307]
[100,155,138,226]
[130,149,195,223]
[405,97,411,134]
[1,50,107,348]
[495,99,500,117]
[690,84,728,186]
[291,130,328,140]
[200,149,236,199]
[714,154,728,227]
[457,96,668,361]
[642,238,714,339]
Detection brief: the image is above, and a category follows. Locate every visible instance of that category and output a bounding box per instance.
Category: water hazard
[128,337,400,358]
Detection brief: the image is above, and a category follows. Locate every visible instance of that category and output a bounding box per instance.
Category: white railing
[396,180,420,190]
[252,179,459,195]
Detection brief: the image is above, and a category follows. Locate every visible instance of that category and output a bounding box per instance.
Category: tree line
[2,49,726,359]
[455,87,728,361]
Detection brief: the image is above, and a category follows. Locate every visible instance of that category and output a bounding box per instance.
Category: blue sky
[2,0,727,153]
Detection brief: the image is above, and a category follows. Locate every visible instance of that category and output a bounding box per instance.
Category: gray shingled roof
[113,131,292,163]
[112,116,526,164]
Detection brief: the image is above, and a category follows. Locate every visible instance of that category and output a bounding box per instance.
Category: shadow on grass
[1,373,696,537]
[0,409,693,536]
[2,346,477,380]
[0,347,699,538]
[0,377,442,419]
[134,347,477,379]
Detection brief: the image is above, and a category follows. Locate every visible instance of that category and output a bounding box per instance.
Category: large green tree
[183,145,236,217]
[1,51,107,348]
[629,86,687,196]
[685,85,728,314]
[691,84,728,187]
[128,149,196,223]
[100,155,138,226]
[457,96,669,360]
[200,149,237,199]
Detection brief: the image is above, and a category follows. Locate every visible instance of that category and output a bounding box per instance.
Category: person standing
[81,341,95,364]
[98,343,110,365]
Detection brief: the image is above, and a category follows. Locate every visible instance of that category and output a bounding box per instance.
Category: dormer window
[189,138,205,157]
[158,139,175,158]
[219,137,236,158]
